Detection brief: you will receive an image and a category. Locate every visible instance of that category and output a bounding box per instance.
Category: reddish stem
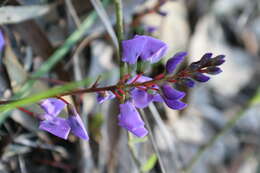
[18,107,35,117]
[130,73,143,84]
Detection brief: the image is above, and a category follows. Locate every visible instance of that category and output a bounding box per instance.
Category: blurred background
[0,0,260,172]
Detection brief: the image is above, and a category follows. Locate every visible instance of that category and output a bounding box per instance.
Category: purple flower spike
[97,91,115,104]
[39,117,71,139]
[0,30,5,52]
[164,98,187,110]
[118,101,148,137]
[192,73,210,82]
[122,35,167,64]
[162,84,185,100]
[166,52,187,74]
[67,106,89,140]
[40,98,66,117]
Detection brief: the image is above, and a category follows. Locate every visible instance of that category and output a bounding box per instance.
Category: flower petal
[122,36,147,64]
[67,107,89,140]
[164,98,187,110]
[0,30,5,52]
[139,35,168,63]
[166,52,186,74]
[39,117,71,139]
[130,89,153,108]
[118,101,148,137]
[39,98,66,117]
[162,84,185,100]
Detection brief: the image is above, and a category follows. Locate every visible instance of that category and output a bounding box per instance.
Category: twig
[140,109,166,173]
[65,0,81,28]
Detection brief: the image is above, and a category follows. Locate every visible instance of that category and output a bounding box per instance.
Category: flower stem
[140,109,166,173]
[113,0,125,78]
[127,133,143,172]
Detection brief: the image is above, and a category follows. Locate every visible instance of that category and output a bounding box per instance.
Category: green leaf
[0,77,94,123]
[250,87,260,105]
[141,154,157,172]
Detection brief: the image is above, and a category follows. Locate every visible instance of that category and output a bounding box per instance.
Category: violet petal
[164,98,187,110]
[39,117,71,140]
[122,36,147,64]
[130,89,153,108]
[40,98,66,117]
[67,108,89,140]
[162,84,185,100]
[0,30,5,52]
[166,52,186,74]
[118,101,148,137]
[139,35,168,63]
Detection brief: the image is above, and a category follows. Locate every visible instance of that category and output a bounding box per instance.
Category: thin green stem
[127,133,143,173]
[140,109,166,173]
[113,0,125,78]
[182,88,260,173]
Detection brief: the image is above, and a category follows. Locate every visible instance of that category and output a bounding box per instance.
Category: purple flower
[128,75,163,108]
[166,52,186,74]
[67,105,89,140]
[163,98,187,110]
[96,91,115,104]
[0,30,5,52]
[161,84,187,110]
[40,98,66,116]
[210,55,225,66]
[118,101,148,137]
[122,35,168,64]
[161,84,185,100]
[39,116,71,140]
[39,98,89,140]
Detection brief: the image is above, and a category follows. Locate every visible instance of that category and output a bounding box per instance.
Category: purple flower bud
[161,84,185,100]
[39,98,66,117]
[96,91,115,104]
[210,55,225,66]
[39,117,71,140]
[179,78,195,88]
[67,106,89,140]
[118,101,148,137]
[206,66,222,75]
[166,52,186,74]
[192,73,210,82]
[163,98,187,110]
[0,30,5,52]
[200,53,213,66]
[122,35,167,64]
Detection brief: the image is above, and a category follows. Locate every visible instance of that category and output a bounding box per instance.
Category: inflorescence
[0,33,225,140]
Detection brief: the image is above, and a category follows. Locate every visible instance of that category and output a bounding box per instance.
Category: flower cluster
[39,98,89,140]
[97,35,225,138]
[23,35,224,140]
